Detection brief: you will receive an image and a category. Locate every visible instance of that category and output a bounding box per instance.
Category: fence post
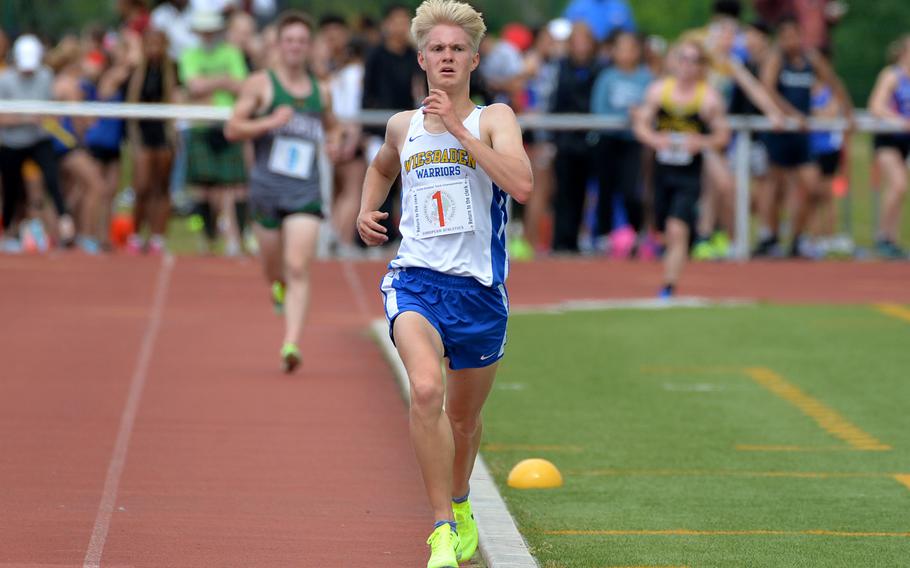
[733,127,752,260]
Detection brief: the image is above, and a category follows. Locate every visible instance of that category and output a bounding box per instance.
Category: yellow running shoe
[710,231,731,259]
[453,499,478,561]
[691,238,716,261]
[426,523,460,568]
[271,281,285,315]
[281,342,300,373]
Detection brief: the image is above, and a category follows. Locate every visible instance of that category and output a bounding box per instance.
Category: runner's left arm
[689,87,731,154]
[318,80,343,162]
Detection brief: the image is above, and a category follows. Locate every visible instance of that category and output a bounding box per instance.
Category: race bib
[411,179,475,239]
[269,136,315,180]
[656,133,694,166]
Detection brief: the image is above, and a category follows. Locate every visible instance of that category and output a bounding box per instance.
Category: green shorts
[252,200,323,229]
[186,126,246,185]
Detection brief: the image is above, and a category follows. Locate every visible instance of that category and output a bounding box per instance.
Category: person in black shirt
[758,17,852,257]
[360,4,426,244]
[551,21,601,252]
[126,28,178,254]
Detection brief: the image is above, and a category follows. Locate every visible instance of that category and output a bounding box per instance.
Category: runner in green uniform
[225,10,340,373]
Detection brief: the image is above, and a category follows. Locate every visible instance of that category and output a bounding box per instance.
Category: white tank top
[390,106,509,287]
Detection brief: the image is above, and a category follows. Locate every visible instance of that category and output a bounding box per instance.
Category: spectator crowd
[0,0,908,262]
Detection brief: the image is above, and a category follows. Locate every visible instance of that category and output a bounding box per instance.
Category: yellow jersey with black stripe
[654,78,709,171]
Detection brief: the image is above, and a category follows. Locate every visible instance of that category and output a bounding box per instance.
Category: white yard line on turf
[83,255,175,568]
[370,320,539,568]
[510,296,755,315]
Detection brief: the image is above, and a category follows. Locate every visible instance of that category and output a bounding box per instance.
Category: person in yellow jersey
[634,40,730,298]
[357,1,532,566]
[225,11,341,373]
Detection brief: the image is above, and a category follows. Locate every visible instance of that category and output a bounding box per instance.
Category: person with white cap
[179,9,249,255]
[0,35,75,252]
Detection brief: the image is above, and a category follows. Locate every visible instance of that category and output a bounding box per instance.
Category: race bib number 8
[412,179,475,239]
[269,136,315,180]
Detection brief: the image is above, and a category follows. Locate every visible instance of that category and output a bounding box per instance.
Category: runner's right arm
[224,72,291,142]
[357,111,411,246]
[632,80,670,151]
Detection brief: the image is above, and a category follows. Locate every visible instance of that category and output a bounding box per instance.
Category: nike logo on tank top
[390,106,509,287]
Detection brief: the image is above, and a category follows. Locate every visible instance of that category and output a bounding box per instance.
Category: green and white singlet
[249,70,325,225]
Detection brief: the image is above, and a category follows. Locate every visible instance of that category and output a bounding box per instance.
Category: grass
[482,304,910,567]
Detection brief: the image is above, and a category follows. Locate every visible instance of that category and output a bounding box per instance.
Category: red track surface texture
[1,255,908,567]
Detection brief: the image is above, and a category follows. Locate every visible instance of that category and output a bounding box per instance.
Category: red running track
[0,255,426,567]
[1,254,908,567]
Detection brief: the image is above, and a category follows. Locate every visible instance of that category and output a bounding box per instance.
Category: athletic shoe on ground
[271,281,285,314]
[507,236,534,261]
[1,236,23,254]
[874,239,908,260]
[691,238,716,261]
[147,235,167,255]
[426,524,460,568]
[710,231,731,259]
[77,236,102,255]
[752,236,779,258]
[27,218,49,252]
[281,342,300,373]
[453,499,478,561]
[829,234,855,258]
[609,226,636,259]
[658,285,674,300]
[126,234,144,255]
[58,214,75,245]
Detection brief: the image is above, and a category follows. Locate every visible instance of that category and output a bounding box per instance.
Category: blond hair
[411,0,486,53]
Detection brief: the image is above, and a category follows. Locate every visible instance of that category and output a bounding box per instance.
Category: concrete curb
[370,320,539,568]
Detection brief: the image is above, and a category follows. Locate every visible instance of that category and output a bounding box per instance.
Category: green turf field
[483,305,910,568]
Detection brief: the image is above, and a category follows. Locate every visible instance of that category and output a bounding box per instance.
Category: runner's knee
[284,257,310,282]
[410,373,444,415]
[448,411,481,439]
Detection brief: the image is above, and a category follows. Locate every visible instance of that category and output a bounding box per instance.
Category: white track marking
[341,260,371,319]
[82,255,175,568]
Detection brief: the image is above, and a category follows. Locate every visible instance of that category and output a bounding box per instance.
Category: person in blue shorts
[356,1,533,566]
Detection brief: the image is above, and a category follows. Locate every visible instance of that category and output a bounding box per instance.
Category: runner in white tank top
[392,105,509,286]
[356,2,532,566]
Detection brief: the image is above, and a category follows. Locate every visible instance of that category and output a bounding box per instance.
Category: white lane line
[82,255,175,568]
[370,320,539,568]
[341,260,372,319]
[510,296,755,315]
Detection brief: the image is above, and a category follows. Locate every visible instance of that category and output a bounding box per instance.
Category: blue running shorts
[380,267,509,370]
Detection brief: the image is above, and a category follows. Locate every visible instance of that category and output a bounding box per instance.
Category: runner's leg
[446,363,497,498]
[281,213,320,346]
[394,311,454,522]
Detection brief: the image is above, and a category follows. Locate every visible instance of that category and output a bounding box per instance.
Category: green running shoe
[281,342,300,373]
[453,499,478,561]
[507,236,535,261]
[426,524,460,568]
[691,238,716,261]
[271,281,285,314]
[710,231,731,259]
